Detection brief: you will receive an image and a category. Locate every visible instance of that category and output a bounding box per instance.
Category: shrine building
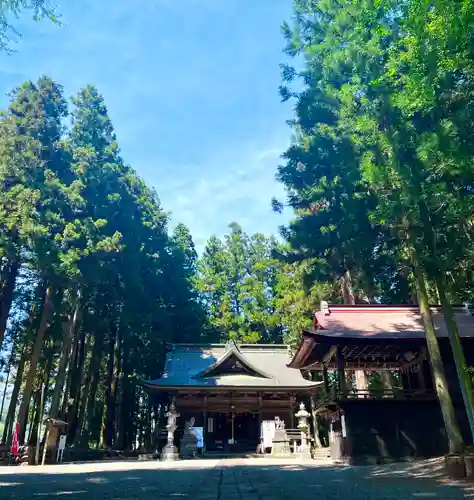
[288,303,474,464]
[143,341,322,454]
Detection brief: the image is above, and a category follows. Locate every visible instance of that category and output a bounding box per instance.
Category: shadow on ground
[0,460,472,499]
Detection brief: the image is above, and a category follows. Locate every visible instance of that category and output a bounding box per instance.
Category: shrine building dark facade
[143,341,321,454]
[288,304,474,464]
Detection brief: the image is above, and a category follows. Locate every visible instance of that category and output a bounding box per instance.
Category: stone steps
[312,447,331,460]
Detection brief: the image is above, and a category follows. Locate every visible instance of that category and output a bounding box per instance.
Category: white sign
[261,420,275,449]
[207,417,214,433]
[341,414,347,438]
[58,435,66,451]
[193,427,204,448]
[57,435,67,463]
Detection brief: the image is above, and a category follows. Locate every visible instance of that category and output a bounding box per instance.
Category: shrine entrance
[206,412,259,452]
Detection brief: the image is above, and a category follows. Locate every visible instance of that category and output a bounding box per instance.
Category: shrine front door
[205,412,259,452]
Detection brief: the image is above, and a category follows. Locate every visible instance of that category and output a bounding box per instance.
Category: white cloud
[154,137,291,250]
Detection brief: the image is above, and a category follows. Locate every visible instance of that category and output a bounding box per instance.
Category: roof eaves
[193,347,273,380]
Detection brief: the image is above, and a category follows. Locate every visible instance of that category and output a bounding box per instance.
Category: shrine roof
[310,304,474,340]
[288,304,474,370]
[143,341,321,391]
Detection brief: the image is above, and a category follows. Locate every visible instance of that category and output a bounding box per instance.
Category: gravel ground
[0,458,471,499]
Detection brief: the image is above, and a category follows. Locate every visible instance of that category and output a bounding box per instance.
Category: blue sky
[0,0,294,250]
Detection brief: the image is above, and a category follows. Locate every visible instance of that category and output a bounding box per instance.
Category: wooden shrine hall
[288,303,474,464]
[143,341,322,454]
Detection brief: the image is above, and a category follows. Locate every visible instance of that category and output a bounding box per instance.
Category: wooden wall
[328,399,450,464]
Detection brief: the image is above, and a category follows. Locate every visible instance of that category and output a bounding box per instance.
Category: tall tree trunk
[411,245,465,454]
[435,274,474,442]
[2,340,30,444]
[111,331,122,447]
[76,335,101,445]
[28,390,42,445]
[62,320,81,415]
[66,329,88,444]
[341,269,355,306]
[80,334,103,448]
[0,352,13,423]
[100,332,116,448]
[417,194,474,442]
[17,283,54,445]
[50,290,81,419]
[35,371,48,466]
[0,258,20,348]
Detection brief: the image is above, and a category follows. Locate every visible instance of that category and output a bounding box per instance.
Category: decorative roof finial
[320,301,330,316]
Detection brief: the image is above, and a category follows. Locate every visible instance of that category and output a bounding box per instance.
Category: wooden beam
[337,346,348,395]
[323,366,329,393]
[323,345,338,365]
[399,349,427,372]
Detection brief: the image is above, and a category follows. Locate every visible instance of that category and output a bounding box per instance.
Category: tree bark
[0,258,20,348]
[100,331,116,448]
[0,352,13,423]
[80,334,103,448]
[2,340,30,444]
[66,329,88,444]
[435,274,474,442]
[17,283,54,445]
[28,390,42,445]
[411,246,464,454]
[341,269,355,306]
[76,334,101,444]
[49,290,81,419]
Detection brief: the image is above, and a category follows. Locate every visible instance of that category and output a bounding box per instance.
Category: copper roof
[312,305,474,339]
[288,305,474,370]
[143,341,322,391]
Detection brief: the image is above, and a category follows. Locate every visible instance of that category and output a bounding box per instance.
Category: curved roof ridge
[193,345,273,379]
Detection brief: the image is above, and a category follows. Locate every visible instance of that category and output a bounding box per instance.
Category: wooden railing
[315,385,435,410]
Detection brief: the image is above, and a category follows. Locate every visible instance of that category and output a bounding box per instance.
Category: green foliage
[0,76,205,448]
[0,1,60,50]
[277,0,474,450]
[196,223,335,346]
[197,223,283,343]
[277,0,474,305]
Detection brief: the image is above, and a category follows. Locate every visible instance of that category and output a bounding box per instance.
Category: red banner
[11,423,19,456]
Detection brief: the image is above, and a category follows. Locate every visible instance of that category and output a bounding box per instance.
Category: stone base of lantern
[299,443,312,461]
[161,445,179,461]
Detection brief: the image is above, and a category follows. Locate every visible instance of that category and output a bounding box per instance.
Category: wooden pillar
[203,395,208,453]
[310,396,322,448]
[381,371,395,397]
[323,366,330,394]
[417,363,426,390]
[289,395,295,428]
[337,346,347,395]
[258,393,263,454]
[354,370,368,397]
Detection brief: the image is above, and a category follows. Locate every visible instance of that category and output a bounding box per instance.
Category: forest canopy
[0,0,473,456]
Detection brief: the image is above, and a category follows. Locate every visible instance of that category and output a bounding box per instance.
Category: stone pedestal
[445,454,466,479]
[271,428,291,457]
[180,418,198,459]
[161,400,179,462]
[161,445,179,461]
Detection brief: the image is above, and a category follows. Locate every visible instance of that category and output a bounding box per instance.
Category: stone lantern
[295,402,311,459]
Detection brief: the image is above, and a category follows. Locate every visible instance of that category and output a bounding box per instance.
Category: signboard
[341,414,347,438]
[261,420,275,450]
[207,417,214,433]
[11,423,19,456]
[193,427,204,448]
[57,435,67,463]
